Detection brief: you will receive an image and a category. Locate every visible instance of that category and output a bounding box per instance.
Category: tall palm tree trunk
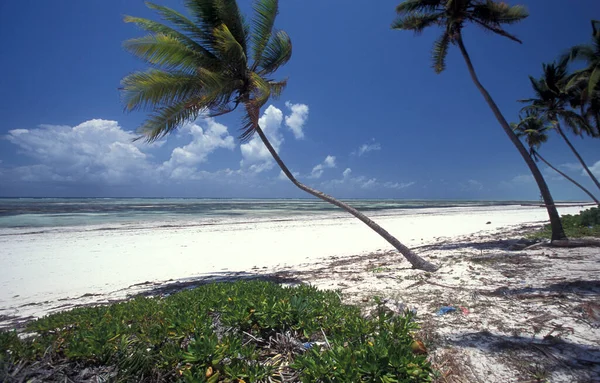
[555,123,600,192]
[456,34,567,241]
[254,124,438,272]
[533,149,600,204]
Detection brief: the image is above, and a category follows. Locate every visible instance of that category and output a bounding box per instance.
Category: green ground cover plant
[529,207,600,239]
[1,281,431,382]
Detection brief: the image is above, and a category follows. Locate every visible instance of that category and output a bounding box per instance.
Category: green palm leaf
[257,30,292,75]
[123,34,206,72]
[432,32,450,73]
[214,0,249,55]
[392,12,442,33]
[121,70,200,112]
[250,0,278,70]
[144,2,210,44]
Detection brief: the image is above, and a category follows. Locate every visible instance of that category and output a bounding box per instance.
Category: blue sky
[0,0,599,200]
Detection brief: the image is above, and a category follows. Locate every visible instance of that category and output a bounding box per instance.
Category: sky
[0,0,599,200]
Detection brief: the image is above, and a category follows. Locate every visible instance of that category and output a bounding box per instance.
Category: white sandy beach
[0,204,585,322]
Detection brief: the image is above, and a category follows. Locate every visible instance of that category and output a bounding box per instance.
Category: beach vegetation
[529,207,600,239]
[0,280,432,382]
[120,0,437,271]
[391,0,567,241]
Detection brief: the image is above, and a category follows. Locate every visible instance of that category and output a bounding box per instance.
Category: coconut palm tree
[392,0,567,241]
[521,58,600,193]
[512,113,599,204]
[566,20,600,103]
[121,0,437,271]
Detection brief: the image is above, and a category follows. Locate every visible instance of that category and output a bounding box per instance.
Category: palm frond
[469,17,523,43]
[136,100,202,142]
[213,23,247,70]
[471,1,528,25]
[257,30,292,74]
[395,0,443,14]
[431,32,450,73]
[588,65,600,97]
[144,2,210,44]
[268,79,287,99]
[184,0,222,48]
[391,12,442,33]
[240,102,260,141]
[214,0,249,55]
[123,34,209,72]
[250,0,278,69]
[121,70,200,112]
[560,110,595,137]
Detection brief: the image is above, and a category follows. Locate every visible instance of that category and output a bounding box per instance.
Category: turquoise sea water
[0,198,534,231]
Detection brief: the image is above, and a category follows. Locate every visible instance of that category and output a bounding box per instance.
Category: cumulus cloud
[160,118,235,179]
[284,101,309,140]
[353,139,381,156]
[4,118,239,187]
[240,105,284,173]
[6,119,151,185]
[342,168,352,178]
[590,160,600,177]
[310,155,336,179]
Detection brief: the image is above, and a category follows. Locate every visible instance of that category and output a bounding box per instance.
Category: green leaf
[431,32,450,73]
[123,34,206,72]
[391,12,442,33]
[257,30,292,74]
[251,0,278,69]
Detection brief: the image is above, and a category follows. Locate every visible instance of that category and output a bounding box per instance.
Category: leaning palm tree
[392,0,567,241]
[520,58,600,193]
[121,0,437,271]
[512,113,600,204]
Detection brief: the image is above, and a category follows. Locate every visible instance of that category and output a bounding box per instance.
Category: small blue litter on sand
[436,306,456,316]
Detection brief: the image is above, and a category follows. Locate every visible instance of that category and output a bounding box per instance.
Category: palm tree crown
[512,112,550,153]
[521,58,594,137]
[122,0,291,142]
[392,0,528,73]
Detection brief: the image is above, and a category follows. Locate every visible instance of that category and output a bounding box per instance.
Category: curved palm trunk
[533,149,600,204]
[254,124,438,272]
[456,34,567,241]
[555,123,600,192]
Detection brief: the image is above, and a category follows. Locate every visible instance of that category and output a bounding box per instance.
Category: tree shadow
[446,330,600,380]
[482,279,600,298]
[414,238,540,252]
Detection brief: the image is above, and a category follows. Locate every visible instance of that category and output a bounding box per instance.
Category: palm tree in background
[565,20,600,135]
[121,0,438,271]
[512,113,599,204]
[391,0,567,241]
[520,58,600,193]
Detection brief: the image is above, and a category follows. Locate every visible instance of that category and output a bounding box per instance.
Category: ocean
[0,198,532,233]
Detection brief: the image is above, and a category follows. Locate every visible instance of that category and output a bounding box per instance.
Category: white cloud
[240,105,284,173]
[160,118,235,179]
[590,160,600,177]
[310,155,336,179]
[354,139,381,156]
[284,101,309,140]
[6,119,151,185]
[342,168,352,178]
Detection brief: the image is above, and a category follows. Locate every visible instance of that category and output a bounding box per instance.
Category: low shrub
[1,281,431,382]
